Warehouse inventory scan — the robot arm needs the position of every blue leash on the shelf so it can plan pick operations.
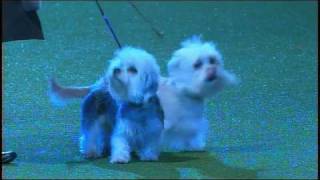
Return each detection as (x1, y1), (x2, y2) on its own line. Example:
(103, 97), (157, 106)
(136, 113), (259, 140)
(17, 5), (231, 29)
(95, 0), (122, 49)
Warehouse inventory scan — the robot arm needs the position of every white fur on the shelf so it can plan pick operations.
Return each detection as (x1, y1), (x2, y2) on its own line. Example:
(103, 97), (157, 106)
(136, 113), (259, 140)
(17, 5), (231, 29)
(107, 47), (160, 104)
(159, 36), (238, 151)
(47, 37), (238, 153)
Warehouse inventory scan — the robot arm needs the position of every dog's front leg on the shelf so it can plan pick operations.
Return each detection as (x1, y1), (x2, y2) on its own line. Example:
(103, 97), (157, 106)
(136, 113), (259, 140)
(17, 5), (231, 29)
(186, 119), (208, 151)
(138, 143), (160, 161)
(137, 133), (161, 161)
(79, 124), (106, 159)
(110, 134), (131, 164)
(186, 132), (206, 151)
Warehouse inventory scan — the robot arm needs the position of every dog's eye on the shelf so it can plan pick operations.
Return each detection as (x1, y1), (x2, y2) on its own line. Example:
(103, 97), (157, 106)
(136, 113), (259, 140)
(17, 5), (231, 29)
(127, 66), (138, 74)
(193, 61), (202, 69)
(113, 68), (121, 75)
(209, 57), (217, 64)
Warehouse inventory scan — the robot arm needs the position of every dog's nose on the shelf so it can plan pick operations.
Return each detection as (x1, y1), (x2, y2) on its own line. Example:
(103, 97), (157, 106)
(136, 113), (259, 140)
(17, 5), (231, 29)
(206, 67), (217, 81)
(133, 95), (144, 104)
(113, 68), (121, 76)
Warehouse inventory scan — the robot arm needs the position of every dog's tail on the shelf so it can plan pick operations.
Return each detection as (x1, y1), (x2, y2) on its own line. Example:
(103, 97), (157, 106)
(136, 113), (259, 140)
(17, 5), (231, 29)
(48, 77), (92, 106)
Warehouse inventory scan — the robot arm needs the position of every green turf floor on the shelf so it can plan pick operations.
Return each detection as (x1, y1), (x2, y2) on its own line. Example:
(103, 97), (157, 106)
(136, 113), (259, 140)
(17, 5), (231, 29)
(2, 1), (318, 179)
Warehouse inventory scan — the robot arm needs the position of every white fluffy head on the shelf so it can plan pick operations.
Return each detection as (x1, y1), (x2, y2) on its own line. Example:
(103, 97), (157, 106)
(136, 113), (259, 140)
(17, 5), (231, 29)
(106, 47), (160, 104)
(167, 36), (238, 98)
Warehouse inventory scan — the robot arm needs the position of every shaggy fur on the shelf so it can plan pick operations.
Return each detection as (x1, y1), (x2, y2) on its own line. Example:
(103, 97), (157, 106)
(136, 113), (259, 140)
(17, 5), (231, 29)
(159, 36), (238, 151)
(71, 47), (164, 163)
(48, 36), (237, 152)
(79, 87), (117, 159)
(107, 47), (163, 163)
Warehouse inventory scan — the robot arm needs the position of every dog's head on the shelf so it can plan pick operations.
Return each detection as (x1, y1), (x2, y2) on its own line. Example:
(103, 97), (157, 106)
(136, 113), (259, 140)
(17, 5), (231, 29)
(167, 36), (238, 98)
(106, 47), (160, 104)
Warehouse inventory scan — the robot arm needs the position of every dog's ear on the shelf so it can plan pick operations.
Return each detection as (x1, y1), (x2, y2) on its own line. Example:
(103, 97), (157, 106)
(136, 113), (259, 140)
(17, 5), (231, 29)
(221, 69), (240, 86)
(143, 70), (159, 94)
(142, 70), (159, 103)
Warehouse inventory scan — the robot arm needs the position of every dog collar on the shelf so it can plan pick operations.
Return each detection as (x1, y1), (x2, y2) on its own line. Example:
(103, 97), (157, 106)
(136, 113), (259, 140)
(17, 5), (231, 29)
(127, 102), (144, 107)
(124, 95), (158, 107)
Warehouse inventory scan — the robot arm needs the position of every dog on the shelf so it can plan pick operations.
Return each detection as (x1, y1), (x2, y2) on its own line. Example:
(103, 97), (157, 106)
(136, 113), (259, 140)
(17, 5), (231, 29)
(159, 36), (238, 151)
(48, 36), (237, 152)
(60, 47), (164, 163)
(106, 47), (164, 163)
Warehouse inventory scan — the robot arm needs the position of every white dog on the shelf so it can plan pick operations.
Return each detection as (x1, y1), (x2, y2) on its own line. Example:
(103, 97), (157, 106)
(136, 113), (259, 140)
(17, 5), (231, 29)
(49, 36), (237, 152)
(64, 47), (164, 163)
(159, 36), (238, 151)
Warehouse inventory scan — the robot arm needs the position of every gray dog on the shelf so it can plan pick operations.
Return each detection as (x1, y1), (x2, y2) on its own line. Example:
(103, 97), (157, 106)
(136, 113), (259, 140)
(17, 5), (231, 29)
(73, 47), (164, 163)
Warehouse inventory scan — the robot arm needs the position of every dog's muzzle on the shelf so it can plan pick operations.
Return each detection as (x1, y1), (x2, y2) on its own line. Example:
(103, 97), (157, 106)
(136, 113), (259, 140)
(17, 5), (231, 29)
(205, 67), (217, 82)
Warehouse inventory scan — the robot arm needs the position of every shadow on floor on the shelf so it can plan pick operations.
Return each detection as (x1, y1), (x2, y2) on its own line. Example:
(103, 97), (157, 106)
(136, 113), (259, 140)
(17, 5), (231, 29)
(90, 151), (259, 179)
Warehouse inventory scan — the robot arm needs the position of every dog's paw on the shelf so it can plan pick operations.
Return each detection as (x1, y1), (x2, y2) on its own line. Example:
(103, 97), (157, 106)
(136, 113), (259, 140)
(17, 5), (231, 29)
(138, 149), (159, 161)
(82, 151), (101, 159)
(110, 156), (130, 164)
(139, 155), (159, 161)
(186, 140), (206, 151)
(183, 147), (206, 152)
(110, 153), (130, 164)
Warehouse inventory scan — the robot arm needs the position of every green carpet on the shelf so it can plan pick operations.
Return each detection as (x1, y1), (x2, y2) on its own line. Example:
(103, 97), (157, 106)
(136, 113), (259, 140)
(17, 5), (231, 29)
(2, 1), (317, 179)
